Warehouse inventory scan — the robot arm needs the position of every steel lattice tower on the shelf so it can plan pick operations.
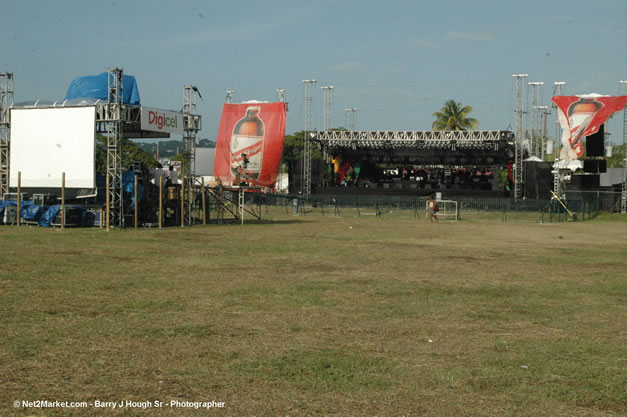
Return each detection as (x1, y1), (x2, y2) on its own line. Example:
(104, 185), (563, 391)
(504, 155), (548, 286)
(552, 82), (565, 196)
(321, 85), (334, 131)
(0, 72), (13, 198)
(528, 81), (544, 158)
(182, 85), (202, 225)
(106, 68), (124, 227)
(621, 80), (627, 213)
(512, 74), (528, 201)
(302, 80), (316, 196)
(345, 108), (357, 131)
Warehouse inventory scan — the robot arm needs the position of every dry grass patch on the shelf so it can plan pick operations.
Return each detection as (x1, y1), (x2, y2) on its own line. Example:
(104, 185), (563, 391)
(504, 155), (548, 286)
(1, 215), (625, 416)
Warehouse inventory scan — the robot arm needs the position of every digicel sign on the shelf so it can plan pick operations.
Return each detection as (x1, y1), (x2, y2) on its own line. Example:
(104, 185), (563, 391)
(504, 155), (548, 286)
(149, 110), (178, 129)
(140, 107), (184, 135)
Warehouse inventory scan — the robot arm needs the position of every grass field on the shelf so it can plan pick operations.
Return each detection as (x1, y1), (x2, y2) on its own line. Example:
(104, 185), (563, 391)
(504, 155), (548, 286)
(1, 213), (626, 416)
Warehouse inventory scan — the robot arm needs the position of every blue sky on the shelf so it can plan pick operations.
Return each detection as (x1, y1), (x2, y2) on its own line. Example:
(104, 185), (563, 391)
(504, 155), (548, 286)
(1, 0), (625, 142)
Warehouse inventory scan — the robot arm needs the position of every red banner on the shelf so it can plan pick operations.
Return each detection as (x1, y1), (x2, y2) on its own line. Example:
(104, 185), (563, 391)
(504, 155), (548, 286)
(214, 102), (287, 188)
(552, 95), (627, 160)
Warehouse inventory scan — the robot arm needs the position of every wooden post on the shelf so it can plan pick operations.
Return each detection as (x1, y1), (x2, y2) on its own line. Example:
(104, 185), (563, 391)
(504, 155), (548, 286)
(201, 177), (206, 225)
(106, 174), (110, 231)
(180, 180), (185, 228)
(159, 175), (163, 229)
(134, 174), (138, 229)
(61, 172), (65, 229)
(16, 171), (21, 228)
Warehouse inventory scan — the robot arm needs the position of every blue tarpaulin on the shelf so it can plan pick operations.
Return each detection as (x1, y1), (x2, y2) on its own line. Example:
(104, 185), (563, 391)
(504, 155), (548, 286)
(65, 72), (141, 105)
(122, 170), (143, 209)
(38, 205), (86, 227)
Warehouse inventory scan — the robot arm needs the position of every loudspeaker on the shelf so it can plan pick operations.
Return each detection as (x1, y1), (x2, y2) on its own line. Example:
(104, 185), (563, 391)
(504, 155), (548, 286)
(524, 161), (552, 200)
(583, 159), (607, 173)
(586, 124), (604, 157)
(571, 174), (599, 189)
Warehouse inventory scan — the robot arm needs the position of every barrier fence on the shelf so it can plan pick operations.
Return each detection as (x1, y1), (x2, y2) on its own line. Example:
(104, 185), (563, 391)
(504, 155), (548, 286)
(1, 173), (622, 227)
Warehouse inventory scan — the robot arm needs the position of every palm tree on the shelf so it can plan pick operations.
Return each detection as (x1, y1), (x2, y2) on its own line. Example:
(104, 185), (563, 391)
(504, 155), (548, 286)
(432, 100), (479, 131)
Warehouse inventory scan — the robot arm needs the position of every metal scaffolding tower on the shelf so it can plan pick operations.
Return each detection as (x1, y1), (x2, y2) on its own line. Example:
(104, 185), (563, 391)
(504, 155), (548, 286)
(345, 108), (357, 131)
(105, 67), (124, 227)
(621, 80), (627, 213)
(512, 74), (528, 201)
(182, 86), (202, 225)
(539, 105), (550, 160)
(0, 72), (13, 198)
(552, 81), (565, 196)
(302, 80), (316, 196)
(321, 85), (334, 131)
(182, 85), (201, 179)
(528, 81), (544, 158)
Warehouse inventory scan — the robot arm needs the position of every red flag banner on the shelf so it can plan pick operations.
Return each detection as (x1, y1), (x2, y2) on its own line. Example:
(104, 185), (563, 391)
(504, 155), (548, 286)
(214, 102), (287, 188)
(552, 95), (627, 160)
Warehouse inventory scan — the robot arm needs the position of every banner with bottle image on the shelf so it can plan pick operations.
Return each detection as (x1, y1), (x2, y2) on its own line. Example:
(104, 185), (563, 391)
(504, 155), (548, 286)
(214, 102), (287, 188)
(552, 95), (627, 160)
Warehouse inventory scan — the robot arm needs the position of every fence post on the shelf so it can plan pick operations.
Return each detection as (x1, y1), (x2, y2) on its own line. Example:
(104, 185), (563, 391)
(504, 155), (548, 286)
(159, 176), (163, 229)
(134, 174), (138, 229)
(201, 177), (206, 225)
(61, 172), (65, 229)
(106, 173), (110, 231)
(16, 171), (21, 228)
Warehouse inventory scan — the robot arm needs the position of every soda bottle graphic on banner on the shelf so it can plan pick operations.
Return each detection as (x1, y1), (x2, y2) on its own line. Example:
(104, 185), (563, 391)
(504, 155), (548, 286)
(230, 106), (265, 183)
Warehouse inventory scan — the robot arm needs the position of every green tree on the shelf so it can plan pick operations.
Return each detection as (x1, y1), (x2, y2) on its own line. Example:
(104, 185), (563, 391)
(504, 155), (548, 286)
(432, 100), (479, 131)
(606, 143), (625, 168)
(95, 135), (157, 175)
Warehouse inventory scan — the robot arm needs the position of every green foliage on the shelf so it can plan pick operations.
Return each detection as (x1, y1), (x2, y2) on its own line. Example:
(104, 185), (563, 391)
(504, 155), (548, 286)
(606, 143), (625, 168)
(432, 100), (479, 131)
(282, 131), (325, 162)
(95, 135), (157, 175)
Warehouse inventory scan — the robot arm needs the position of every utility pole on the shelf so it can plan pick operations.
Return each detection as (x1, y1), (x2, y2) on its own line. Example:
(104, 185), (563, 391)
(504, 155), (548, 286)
(512, 74), (528, 201)
(302, 80), (316, 197)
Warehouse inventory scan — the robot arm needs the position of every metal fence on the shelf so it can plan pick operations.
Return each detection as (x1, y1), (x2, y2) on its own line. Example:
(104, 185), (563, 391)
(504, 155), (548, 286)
(248, 191), (623, 223)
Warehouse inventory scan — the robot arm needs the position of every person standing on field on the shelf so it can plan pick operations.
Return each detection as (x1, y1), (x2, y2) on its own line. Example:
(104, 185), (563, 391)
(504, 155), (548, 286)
(427, 195), (439, 223)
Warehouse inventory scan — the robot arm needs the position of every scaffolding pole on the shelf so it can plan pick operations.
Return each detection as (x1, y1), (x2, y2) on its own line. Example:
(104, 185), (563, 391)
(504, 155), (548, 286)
(0, 72), (13, 198)
(106, 68), (124, 227)
(552, 81), (565, 197)
(513, 74), (528, 201)
(302, 80), (316, 197)
(182, 85), (202, 225)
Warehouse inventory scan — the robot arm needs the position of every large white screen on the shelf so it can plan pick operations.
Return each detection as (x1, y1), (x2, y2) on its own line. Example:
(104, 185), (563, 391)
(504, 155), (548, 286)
(9, 107), (96, 188)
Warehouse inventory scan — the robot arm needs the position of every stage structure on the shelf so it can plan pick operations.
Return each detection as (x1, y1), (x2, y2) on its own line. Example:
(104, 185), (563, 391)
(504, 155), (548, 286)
(313, 130), (515, 167)
(0, 72), (13, 198)
(5, 68), (200, 227)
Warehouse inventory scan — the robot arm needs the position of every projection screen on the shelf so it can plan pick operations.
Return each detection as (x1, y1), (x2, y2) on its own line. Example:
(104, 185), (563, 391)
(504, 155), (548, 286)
(9, 107), (96, 188)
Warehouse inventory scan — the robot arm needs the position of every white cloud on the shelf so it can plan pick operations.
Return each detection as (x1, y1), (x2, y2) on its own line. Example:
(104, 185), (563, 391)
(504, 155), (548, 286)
(412, 39), (438, 48)
(446, 32), (495, 41)
(330, 61), (362, 72)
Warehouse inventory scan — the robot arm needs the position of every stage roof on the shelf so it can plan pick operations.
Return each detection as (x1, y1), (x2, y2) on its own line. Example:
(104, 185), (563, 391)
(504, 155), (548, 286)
(313, 130), (515, 166)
